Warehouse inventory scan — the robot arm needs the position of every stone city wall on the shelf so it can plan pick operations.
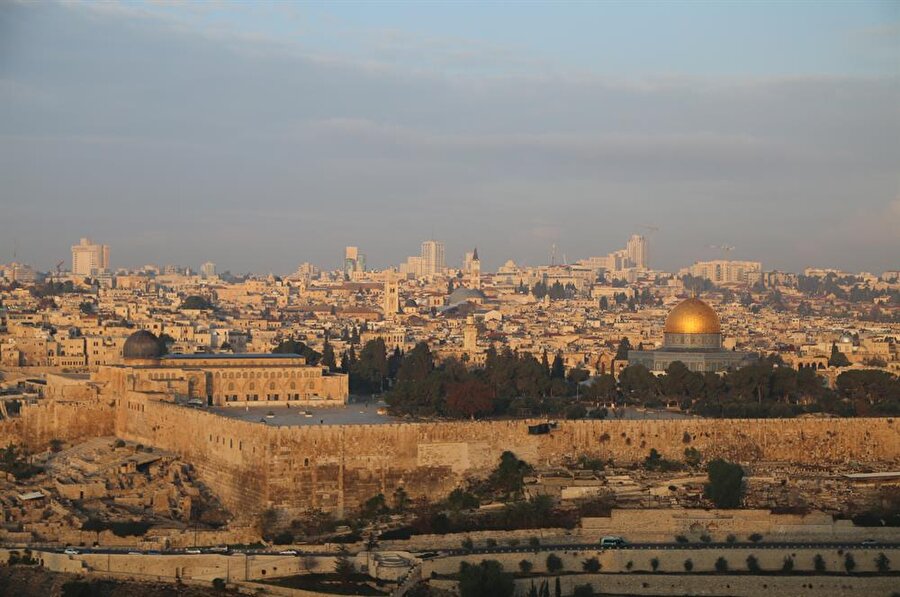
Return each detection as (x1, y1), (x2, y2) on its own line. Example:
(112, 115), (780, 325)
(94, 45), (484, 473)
(0, 399), (115, 452)
(113, 399), (900, 518)
(3, 395), (898, 518)
(581, 509), (900, 543)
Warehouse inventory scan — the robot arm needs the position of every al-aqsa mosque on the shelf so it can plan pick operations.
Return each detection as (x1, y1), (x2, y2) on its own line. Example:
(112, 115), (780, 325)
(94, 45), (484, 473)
(628, 297), (757, 373)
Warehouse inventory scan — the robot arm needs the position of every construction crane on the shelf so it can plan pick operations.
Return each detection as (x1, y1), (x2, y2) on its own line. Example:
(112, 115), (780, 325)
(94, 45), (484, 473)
(707, 244), (735, 260)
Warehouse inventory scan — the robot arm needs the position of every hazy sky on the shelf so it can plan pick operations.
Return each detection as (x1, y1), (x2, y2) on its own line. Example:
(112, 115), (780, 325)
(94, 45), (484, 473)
(1, 1), (898, 274)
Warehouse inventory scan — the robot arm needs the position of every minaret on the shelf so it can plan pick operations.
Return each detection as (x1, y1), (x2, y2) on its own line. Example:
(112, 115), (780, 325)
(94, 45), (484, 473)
(470, 247), (481, 290)
(463, 314), (477, 354)
(383, 273), (399, 320)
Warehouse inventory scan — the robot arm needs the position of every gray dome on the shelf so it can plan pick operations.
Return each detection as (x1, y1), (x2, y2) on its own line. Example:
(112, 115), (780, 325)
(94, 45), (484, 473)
(123, 330), (164, 360)
(448, 287), (486, 306)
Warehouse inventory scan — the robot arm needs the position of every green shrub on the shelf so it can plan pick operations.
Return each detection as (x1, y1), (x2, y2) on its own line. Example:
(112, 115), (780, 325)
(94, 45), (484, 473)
(782, 556), (794, 572)
(683, 558), (693, 572)
(844, 553), (856, 573)
(518, 559), (533, 574)
(875, 553), (890, 573)
(650, 557), (660, 571)
(545, 553), (563, 573)
(715, 557), (729, 573)
(582, 557), (600, 573)
(814, 554), (826, 572)
(746, 555), (761, 573)
(748, 533), (763, 543)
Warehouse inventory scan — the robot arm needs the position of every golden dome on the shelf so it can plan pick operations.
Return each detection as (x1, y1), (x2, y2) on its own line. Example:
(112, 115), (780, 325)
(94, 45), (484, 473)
(664, 297), (721, 335)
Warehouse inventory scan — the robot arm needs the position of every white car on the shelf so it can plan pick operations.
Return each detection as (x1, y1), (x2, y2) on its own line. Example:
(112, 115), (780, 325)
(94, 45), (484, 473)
(279, 549), (298, 555)
(64, 548), (80, 555)
(185, 548), (202, 554)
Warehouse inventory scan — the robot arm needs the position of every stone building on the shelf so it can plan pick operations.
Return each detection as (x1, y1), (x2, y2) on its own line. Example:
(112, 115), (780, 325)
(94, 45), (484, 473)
(94, 330), (348, 407)
(628, 297), (757, 373)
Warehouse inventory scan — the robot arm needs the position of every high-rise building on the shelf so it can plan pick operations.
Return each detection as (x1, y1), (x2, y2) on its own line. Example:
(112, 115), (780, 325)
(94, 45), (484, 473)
(71, 238), (110, 276)
(420, 240), (445, 276)
(343, 246), (366, 278)
(200, 262), (216, 279)
(681, 260), (763, 285)
(626, 234), (648, 270)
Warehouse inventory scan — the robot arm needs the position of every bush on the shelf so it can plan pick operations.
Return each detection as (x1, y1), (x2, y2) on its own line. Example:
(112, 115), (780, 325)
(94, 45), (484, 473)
(746, 555), (761, 573)
(814, 554), (826, 572)
(582, 557), (601, 573)
(844, 552), (856, 573)
(545, 553), (563, 573)
(461, 537), (474, 551)
(573, 584), (594, 597)
(625, 560), (633, 571)
(650, 557), (660, 571)
(875, 552), (890, 573)
(675, 535), (689, 543)
(683, 558), (693, 572)
(529, 536), (541, 548)
(700, 533), (711, 543)
(212, 578), (226, 591)
(726, 534), (736, 543)
(273, 531), (293, 545)
(459, 560), (514, 597)
(715, 557), (729, 573)
(782, 556), (794, 572)
(486, 538), (497, 548)
(705, 459), (744, 508)
(518, 559), (533, 574)
(748, 533), (763, 543)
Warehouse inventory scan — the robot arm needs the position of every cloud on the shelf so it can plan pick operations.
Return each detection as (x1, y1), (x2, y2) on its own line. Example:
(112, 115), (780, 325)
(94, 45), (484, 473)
(0, 2), (897, 274)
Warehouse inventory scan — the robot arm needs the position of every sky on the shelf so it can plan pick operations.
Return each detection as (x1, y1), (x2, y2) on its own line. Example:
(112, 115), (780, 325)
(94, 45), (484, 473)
(1, 0), (898, 275)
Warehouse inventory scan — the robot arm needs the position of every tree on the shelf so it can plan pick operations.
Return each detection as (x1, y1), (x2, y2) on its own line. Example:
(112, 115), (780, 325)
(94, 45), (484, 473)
(650, 557), (660, 571)
(705, 459), (744, 508)
(458, 560), (515, 597)
(614, 337), (632, 360)
(714, 557), (729, 572)
(813, 554), (826, 572)
(582, 557), (600, 573)
(875, 552), (890, 573)
(361, 493), (388, 519)
(573, 585), (594, 597)
(551, 352), (565, 379)
(828, 343), (851, 368)
(491, 451), (533, 497)
(684, 447), (702, 468)
(545, 553), (563, 573)
(272, 338), (321, 364)
(181, 295), (213, 310)
(746, 555), (761, 573)
(321, 341), (337, 371)
(334, 545), (355, 586)
(445, 379), (494, 419)
(844, 552), (856, 573)
(781, 556), (794, 572)
(518, 559), (533, 574)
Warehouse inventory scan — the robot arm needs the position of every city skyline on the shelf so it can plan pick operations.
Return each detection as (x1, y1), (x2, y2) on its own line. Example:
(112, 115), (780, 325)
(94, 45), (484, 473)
(1, 1), (898, 274)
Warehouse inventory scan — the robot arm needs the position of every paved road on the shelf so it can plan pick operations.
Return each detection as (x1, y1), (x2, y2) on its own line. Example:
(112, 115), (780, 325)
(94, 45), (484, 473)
(16, 541), (899, 558)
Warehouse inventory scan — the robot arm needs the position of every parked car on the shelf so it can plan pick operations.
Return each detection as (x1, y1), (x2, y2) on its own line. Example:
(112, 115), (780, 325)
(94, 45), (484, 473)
(63, 548), (80, 555)
(600, 536), (626, 547)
